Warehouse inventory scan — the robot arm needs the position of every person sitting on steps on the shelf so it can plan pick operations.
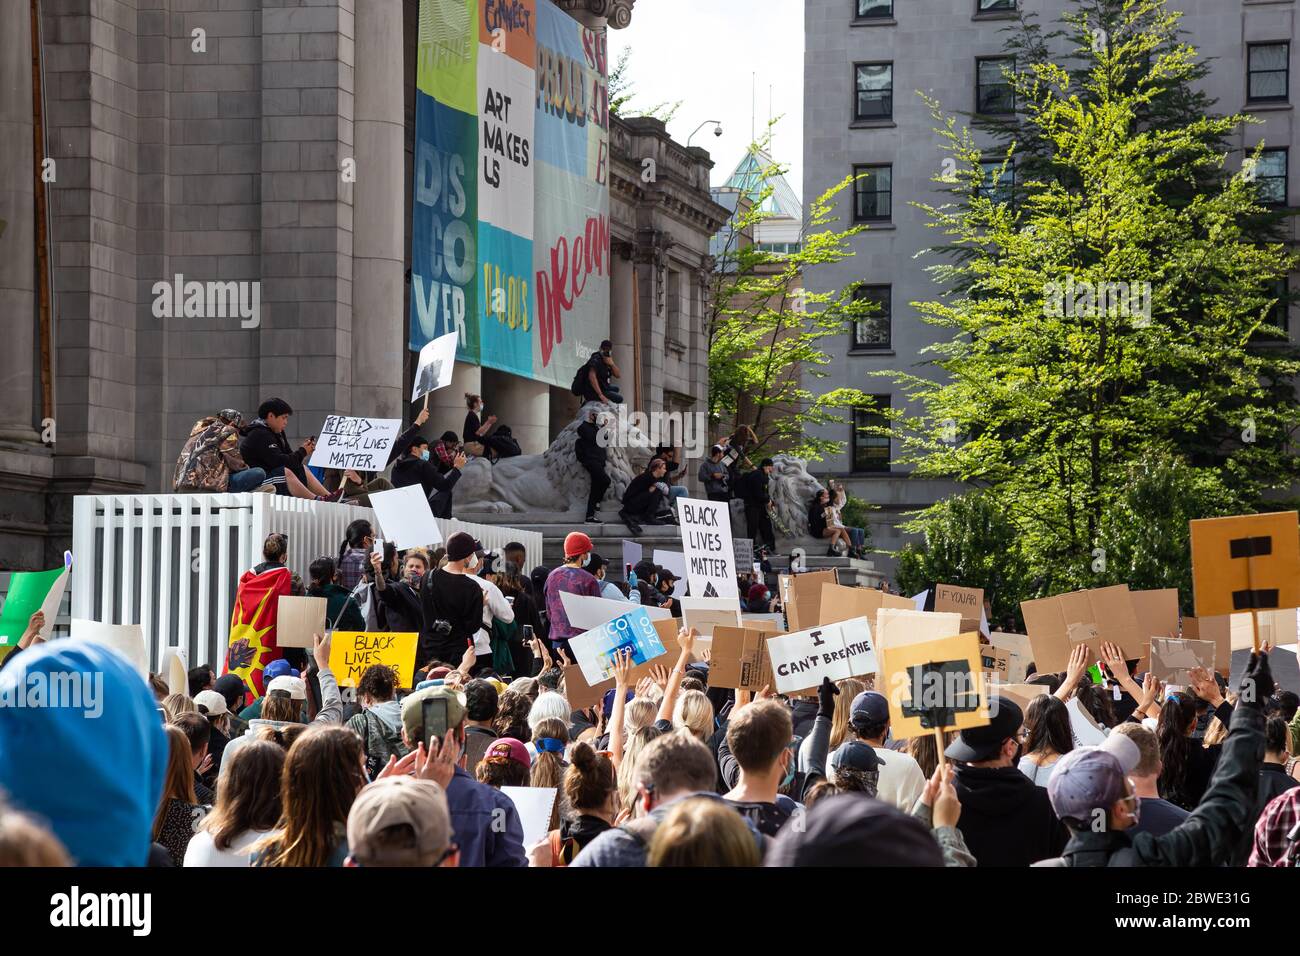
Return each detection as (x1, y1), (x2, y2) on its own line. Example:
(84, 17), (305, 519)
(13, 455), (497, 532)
(808, 488), (854, 557)
(619, 458), (675, 536)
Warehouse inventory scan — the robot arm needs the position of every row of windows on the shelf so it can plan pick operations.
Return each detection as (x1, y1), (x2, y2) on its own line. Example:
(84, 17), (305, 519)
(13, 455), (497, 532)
(855, 0), (1015, 17)
(855, 43), (1292, 124)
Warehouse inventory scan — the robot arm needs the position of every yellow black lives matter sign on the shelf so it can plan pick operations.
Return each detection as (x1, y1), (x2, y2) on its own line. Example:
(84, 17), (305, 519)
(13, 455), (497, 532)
(328, 632), (419, 689)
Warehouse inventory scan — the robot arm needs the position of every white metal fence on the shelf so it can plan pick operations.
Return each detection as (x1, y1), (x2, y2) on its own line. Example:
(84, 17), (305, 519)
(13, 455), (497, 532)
(70, 493), (543, 674)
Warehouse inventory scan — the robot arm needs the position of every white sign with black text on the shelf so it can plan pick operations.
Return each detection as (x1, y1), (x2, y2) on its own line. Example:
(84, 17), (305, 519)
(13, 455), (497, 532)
(765, 616), (876, 694)
(308, 415), (403, 473)
(676, 496), (739, 599)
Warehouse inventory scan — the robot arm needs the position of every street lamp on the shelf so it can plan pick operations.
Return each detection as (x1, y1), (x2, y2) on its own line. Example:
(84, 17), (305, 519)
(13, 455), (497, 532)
(687, 120), (723, 147)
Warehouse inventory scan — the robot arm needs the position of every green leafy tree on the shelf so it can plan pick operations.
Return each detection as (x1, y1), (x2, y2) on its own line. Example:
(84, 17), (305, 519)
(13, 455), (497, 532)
(608, 46), (681, 122)
(708, 127), (878, 460)
(880, 0), (1299, 592)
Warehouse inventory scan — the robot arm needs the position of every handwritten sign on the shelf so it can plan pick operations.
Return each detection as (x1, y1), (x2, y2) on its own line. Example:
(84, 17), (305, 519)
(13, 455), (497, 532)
(934, 583), (983, 634)
(308, 415), (402, 473)
(676, 497), (738, 599)
(329, 631), (418, 688)
(764, 617), (876, 694)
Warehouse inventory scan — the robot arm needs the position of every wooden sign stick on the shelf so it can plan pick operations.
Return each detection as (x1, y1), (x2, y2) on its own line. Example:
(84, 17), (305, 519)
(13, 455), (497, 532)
(934, 725), (947, 772)
(422, 392), (429, 412)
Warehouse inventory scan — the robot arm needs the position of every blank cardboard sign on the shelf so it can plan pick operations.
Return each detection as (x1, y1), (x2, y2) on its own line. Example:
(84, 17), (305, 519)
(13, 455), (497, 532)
(781, 570), (839, 631)
(1181, 617), (1230, 677)
(820, 583), (913, 628)
(1189, 511), (1300, 619)
(1149, 637), (1216, 685)
(1131, 588), (1179, 646)
(278, 595), (327, 649)
(935, 583), (983, 634)
(878, 631), (989, 738)
(711, 621), (781, 691)
(874, 608), (962, 652)
(1021, 585), (1143, 674)
(994, 682), (1048, 713)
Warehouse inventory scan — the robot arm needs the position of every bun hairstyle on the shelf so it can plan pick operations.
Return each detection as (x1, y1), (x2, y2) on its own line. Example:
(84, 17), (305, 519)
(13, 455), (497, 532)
(563, 741), (616, 815)
(263, 532), (288, 564)
(465, 393), (481, 409)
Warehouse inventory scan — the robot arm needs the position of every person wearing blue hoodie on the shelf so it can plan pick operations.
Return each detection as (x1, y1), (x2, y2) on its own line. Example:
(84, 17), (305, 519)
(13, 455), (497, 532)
(0, 641), (168, 866)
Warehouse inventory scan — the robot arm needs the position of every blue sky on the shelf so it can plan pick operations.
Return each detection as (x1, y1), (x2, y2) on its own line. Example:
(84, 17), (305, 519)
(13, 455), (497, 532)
(608, 0), (804, 198)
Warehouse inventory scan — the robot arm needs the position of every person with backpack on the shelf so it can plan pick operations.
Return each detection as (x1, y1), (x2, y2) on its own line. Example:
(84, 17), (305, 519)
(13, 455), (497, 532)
(392, 434), (468, 519)
(528, 741), (618, 867)
(572, 341), (623, 405)
(174, 409), (269, 493)
(346, 665), (411, 781)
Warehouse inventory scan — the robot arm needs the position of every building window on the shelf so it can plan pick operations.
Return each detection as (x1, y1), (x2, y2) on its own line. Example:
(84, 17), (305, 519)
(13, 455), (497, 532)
(666, 268), (683, 345)
(976, 57), (1015, 115)
(854, 63), (893, 121)
(852, 164), (892, 222)
(855, 0), (893, 18)
(978, 0), (1016, 11)
(978, 160), (1014, 204)
(755, 241), (802, 256)
(852, 285), (891, 350)
(852, 398), (891, 473)
(1267, 276), (1291, 335)
(1248, 42), (1289, 103)
(1256, 148), (1289, 206)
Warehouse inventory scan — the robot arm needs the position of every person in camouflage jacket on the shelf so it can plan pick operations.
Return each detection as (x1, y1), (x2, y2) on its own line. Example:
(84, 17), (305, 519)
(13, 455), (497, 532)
(174, 409), (268, 493)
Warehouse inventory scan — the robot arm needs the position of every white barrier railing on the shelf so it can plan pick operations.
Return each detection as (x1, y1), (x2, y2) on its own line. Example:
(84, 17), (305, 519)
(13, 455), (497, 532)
(70, 493), (543, 674)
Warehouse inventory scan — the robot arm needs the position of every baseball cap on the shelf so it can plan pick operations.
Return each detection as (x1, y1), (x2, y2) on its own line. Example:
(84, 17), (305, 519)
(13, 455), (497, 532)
(266, 675), (307, 700)
(346, 777), (452, 867)
(765, 795), (943, 867)
(587, 552), (608, 574)
(657, 566), (680, 583)
(849, 691), (890, 729)
(564, 531), (593, 558)
(263, 659), (299, 682)
(445, 532), (480, 563)
(1047, 733), (1142, 827)
(483, 737), (531, 770)
(945, 695), (1022, 763)
(830, 740), (880, 773)
(746, 583), (769, 603)
(401, 685), (468, 745)
(213, 673), (248, 710)
(193, 690), (228, 717)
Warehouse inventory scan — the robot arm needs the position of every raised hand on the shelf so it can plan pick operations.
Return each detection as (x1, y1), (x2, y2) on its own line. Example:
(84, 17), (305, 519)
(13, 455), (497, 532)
(612, 646), (634, 687)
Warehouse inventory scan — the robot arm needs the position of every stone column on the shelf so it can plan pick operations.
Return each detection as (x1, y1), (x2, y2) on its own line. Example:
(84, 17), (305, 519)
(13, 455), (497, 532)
(484, 369), (549, 455)
(609, 243), (635, 409)
(351, 0), (405, 419)
(426, 360), (481, 443)
(0, 0), (38, 443)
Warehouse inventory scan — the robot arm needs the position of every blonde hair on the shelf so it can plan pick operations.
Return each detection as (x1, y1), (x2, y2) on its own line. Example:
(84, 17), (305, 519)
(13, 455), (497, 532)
(617, 727), (662, 816)
(646, 797), (760, 867)
(673, 690), (714, 743)
(830, 677), (866, 749)
(624, 697), (658, 735)
(1203, 693), (1237, 749)
(162, 693), (196, 722)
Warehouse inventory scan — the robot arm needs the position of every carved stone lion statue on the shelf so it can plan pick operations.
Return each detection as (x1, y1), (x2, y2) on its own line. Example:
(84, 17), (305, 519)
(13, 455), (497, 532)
(454, 401), (655, 516)
(768, 454), (826, 540)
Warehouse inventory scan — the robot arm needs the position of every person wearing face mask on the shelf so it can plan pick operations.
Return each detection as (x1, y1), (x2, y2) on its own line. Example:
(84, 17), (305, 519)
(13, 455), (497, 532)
(944, 696), (1068, 867)
(370, 547), (430, 634)
(542, 533), (603, 661)
(418, 532), (486, 671)
(392, 435), (468, 519)
(463, 393), (517, 462)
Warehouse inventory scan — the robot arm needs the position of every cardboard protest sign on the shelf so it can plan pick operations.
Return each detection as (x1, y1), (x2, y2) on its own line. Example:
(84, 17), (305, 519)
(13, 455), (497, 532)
(742, 612), (786, 629)
(1190, 511), (1300, 622)
(277, 595), (328, 649)
(819, 583), (912, 629)
(1230, 644), (1300, 692)
(980, 646), (1010, 681)
(652, 549), (688, 598)
(993, 682), (1048, 712)
(569, 607), (669, 687)
(710, 620), (781, 691)
(676, 497), (739, 599)
(329, 631), (418, 688)
(308, 415), (402, 472)
(561, 643), (680, 710)
(1233, 609), (1296, 651)
(1180, 617), (1226, 676)
(874, 608), (962, 653)
(1131, 588), (1179, 643)
(368, 484), (444, 550)
(778, 569), (839, 631)
(501, 787), (557, 850)
(935, 584), (984, 634)
(764, 617), (875, 694)
(1149, 637), (1215, 686)
(733, 537), (754, 570)
(70, 619), (148, 677)
(410, 329), (458, 403)
(1020, 585), (1143, 674)
(878, 631), (989, 738)
(987, 632), (1032, 683)
(559, 591), (670, 632)
(160, 646), (189, 695)
(1065, 696), (1108, 747)
(680, 597), (742, 638)
(0, 560), (70, 646)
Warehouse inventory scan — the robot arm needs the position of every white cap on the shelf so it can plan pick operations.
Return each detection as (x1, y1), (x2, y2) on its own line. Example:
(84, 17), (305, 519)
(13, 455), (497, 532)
(266, 675), (307, 700)
(193, 690), (228, 716)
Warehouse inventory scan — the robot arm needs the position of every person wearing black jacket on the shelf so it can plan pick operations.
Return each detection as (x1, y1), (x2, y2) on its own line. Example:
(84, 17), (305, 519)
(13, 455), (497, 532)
(946, 695), (1069, 866)
(575, 409), (609, 524)
(371, 547), (429, 633)
(736, 459), (776, 552)
(417, 532), (485, 669)
(619, 459), (670, 535)
(239, 397), (338, 500)
(1036, 650), (1273, 867)
(392, 435), (467, 519)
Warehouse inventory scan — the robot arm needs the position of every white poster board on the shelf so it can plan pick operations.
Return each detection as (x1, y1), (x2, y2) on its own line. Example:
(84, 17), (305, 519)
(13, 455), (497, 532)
(559, 591), (671, 632)
(308, 415), (403, 473)
(569, 607), (669, 686)
(70, 619), (148, 678)
(652, 549), (687, 598)
(411, 330), (458, 402)
(676, 497), (739, 599)
(160, 646), (189, 695)
(501, 786), (556, 849)
(368, 484), (444, 549)
(765, 616), (876, 694)
(679, 597), (742, 638)
(1065, 696), (1108, 747)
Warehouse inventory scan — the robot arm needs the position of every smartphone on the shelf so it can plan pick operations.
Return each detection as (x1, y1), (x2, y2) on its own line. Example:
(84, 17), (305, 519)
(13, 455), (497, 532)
(373, 537), (385, 556)
(1086, 662), (1106, 686)
(521, 624), (535, 643)
(422, 697), (449, 749)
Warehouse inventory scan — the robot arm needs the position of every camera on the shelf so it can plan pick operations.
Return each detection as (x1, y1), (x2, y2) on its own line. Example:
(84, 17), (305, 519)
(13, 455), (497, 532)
(429, 619), (452, 639)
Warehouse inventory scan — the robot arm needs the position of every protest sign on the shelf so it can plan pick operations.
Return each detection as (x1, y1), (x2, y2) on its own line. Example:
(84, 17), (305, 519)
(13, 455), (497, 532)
(308, 415), (403, 472)
(71, 619), (148, 677)
(934, 584), (983, 634)
(277, 595), (328, 649)
(501, 787), (557, 850)
(0, 560), (70, 646)
(1149, 637), (1216, 686)
(1020, 585), (1143, 674)
(733, 537), (754, 570)
(878, 631), (988, 740)
(980, 646), (1010, 681)
(1189, 513), (1300, 645)
(160, 646), (189, 695)
(710, 620), (781, 691)
(994, 682), (1048, 712)
(1230, 644), (1300, 691)
(559, 591), (671, 632)
(1131, 588), (1179, 641)
(818, 583), (912, 629)
(742, 612), (786, 630)
(621, 540), (643, 576)
(987, 632), (1032, 683)
(676, 497), (738, 599)
(779, 569), (839, 631)
(410, 329), (458, 403)
(369, 484), (444, 550)
(1180, 617), (1228, 676)
(1065, 696), (1108, 747)
(764, 617), (875, 694)
(874, 608), (962, 653)
(329, 631), (418, 688)
(680, 597), (742, 639)
(652, 550), (688, 597)
(561, 644), (677, 710)
(569, 607), (669, 687)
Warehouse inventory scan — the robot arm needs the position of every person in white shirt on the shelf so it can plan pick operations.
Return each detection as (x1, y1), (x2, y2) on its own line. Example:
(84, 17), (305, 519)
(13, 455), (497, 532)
(588, 553), (632, 603)
(847, 691), (927, 812)
(464, 547), (515, 671)
(185, 739), (284, 867)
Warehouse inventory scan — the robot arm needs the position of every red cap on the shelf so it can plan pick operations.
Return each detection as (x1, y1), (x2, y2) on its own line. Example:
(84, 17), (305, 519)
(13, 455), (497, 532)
(564, 531), (594, 558)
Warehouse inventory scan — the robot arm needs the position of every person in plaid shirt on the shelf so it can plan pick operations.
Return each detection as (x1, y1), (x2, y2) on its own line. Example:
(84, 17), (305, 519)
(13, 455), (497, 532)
(1250, 786), (1300, 866)
(337, 519), (374, 591)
